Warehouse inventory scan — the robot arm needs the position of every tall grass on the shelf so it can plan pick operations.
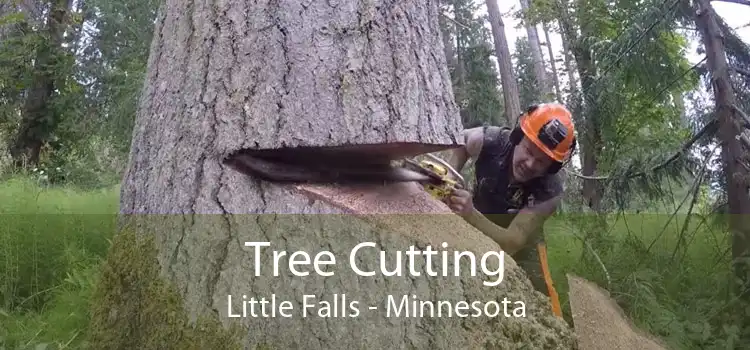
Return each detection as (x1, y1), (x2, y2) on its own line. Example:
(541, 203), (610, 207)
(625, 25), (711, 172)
(546, 213), (741, 350)
(0, 176), (742, 349)
(0, 177), (119, 349)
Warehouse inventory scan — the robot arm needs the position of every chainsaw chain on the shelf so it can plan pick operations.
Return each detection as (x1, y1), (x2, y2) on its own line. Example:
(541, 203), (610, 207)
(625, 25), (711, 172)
(225, 153), (431, 184)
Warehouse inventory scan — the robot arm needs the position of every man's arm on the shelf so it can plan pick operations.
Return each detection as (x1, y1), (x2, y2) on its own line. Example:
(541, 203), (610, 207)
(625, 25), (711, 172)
(522, 175), (564, 215)
(462, 208), (526, 255)
(505, 176), (564, 249)
(471, 197), (560, 255)
(478, 177), (563, 253)
(518, 194), (562, 216)
(446, 127), (484, 174)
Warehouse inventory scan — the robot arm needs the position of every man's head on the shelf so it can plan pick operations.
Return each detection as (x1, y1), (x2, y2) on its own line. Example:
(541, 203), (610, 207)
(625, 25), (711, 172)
(509, 103), (576, 183)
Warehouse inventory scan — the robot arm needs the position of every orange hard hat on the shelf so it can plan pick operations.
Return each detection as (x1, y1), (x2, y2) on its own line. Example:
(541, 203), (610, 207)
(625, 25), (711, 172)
(519, 103), (576, 163)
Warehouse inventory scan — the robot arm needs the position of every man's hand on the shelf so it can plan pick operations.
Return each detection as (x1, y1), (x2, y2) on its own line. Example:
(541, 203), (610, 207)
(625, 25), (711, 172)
(445, 188), (474, 216)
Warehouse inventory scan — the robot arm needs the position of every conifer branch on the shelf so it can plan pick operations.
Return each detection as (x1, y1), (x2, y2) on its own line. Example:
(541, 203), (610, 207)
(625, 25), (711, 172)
(565, 119), (718, 181)
(440, 12), (471, 30)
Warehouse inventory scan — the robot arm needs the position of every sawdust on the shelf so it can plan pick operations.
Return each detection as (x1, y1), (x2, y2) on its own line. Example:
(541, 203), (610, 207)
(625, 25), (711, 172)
(295, 182), (453, 214)
(294, 182), (506, 255)
(289, 182), (577, 349)
(567, 273), (669, 350)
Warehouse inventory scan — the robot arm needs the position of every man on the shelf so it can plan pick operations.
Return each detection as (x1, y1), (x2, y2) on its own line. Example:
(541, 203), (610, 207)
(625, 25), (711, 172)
(444, 103), (577, 318)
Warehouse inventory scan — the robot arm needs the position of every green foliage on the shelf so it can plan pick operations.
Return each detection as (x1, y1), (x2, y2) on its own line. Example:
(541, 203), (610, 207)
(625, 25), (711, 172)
(0, 178), (243, 350)
(446, 0), (504, 127)
(0, 177), (118, 311)
(1, 254), (100, 349)
(513, 37), (542, 108)
(0, 0), (157, 186)
(0, 15), (38, 134)
(0, 179), (744, 349)
(0, 178), (118, 349)
(546, 212), (748, 350)
(458, 44), (504, 127)
(82, 0), (160, 153)
(544, 0), (702, 211)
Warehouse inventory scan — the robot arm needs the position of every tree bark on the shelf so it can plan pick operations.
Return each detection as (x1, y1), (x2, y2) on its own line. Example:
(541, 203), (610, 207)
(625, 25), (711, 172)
(519, 0), (550, 101)
(119, 0), (471, 214)
(559, 23), (578, 100)
(485, 0), (522, 125)
(694, 0), (750, 300)
(542, 22), (563, 103)
(90, 0), (577, 349)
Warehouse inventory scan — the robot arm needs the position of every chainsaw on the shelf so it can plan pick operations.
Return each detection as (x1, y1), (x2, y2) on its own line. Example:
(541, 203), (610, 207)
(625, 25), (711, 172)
(223, 148), (466, 202)
(224, 147), (548, 268)
(397, 154), (466, 201)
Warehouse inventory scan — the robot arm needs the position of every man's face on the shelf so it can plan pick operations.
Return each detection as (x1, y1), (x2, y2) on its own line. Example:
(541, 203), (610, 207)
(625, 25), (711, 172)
(511, 137), (555, 182)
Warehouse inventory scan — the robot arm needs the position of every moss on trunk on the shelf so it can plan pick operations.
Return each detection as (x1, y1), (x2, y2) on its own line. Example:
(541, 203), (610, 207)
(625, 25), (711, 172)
(87, 227), (244, 350)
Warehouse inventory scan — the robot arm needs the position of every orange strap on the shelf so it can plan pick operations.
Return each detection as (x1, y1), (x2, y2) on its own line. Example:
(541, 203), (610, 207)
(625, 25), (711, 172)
(537, 242), (562, 318)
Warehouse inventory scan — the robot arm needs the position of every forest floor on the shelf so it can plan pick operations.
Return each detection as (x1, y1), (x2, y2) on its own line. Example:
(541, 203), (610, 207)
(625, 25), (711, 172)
(0, 176), (741, 350)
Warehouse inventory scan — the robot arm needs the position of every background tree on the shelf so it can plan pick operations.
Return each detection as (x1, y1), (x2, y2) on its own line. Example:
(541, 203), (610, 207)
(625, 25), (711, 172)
(513, 37), (542, 108)
(485, 0), (522, 124)
(692, 0), (750, 328)
(517, 0), (552, 101)
(443, 0), (505, 127)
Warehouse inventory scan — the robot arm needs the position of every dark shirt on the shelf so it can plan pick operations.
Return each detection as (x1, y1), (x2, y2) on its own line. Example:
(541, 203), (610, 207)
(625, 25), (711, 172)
(471, 126), (563, 229)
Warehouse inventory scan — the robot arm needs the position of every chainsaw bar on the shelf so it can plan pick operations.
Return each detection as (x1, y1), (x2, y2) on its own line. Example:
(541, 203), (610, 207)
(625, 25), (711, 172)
(224, 152), (432, 185)
(400, 159), (444, 182)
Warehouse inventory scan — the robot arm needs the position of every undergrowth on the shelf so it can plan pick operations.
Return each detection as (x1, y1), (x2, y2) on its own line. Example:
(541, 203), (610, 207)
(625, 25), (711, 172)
(0, 177), (118, 349)
(0, 176), (744, 349)
(545, 212), (746, 350)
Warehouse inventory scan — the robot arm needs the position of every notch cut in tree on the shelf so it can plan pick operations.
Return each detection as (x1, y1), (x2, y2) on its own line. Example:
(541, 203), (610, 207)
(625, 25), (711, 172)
(92, 0), (577, 349)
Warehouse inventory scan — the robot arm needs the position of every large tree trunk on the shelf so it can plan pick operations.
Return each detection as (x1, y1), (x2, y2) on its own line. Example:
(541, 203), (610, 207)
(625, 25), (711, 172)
(519, 0), (550, 101)
(694, 0), (750, 301)
(88, 0), (576, 349)
(485, 0), (522, 125)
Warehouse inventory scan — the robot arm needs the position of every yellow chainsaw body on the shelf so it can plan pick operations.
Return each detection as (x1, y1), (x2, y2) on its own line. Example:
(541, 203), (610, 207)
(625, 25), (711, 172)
(416, 159), (460, 201)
